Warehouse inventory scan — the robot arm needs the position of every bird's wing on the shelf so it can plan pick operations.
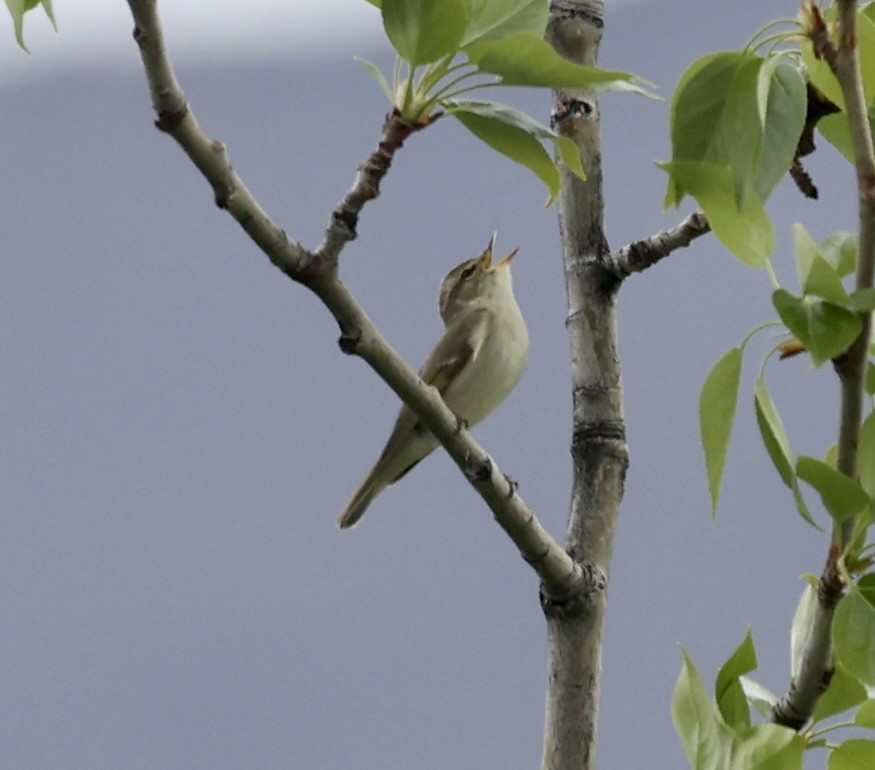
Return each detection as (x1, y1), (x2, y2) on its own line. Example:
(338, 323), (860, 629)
(419, 308), (490, 394)
(375, 310), (490, 476)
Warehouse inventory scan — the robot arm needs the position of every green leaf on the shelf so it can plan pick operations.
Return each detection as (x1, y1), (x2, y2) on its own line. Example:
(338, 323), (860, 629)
(466, 32), (635, 89)
(673, 648), (804, 770)
(4, 0), (55, 51)
(817, 112), (857, 165)
(461, 0), (547, 46)
(772, 289), (861, 367)
(662, 51), (802, 264)
(726, 56), (765, 202)
(753, 379), (818, 528)
(355, 57), (394, 103)
(867, 363), (875, 395)
(362, 0), (381, 6)
(812, 665), (868, 722)
(672, 648), (732, 769)
(849, 288), (875, 312)
(792, 223), (820, 288)
(732, 724), (803, 770)
(716, 629), (757, 728)
(670, 51), (753, 167)
(858, 411), (875, 498)
(447, 100), (586, 204)
(796, 456), (869, 523)
(855, 700), (875, 728)
(793, 223), (850, 307)
(834, 576), (875, 687)
(753, 378), (794, 487)
(739, 676), (778, 719)
(804, 258), (852, 306)
(828, 739), (875, 770)
(382, 0), (467, 65)
(824, 443), (838, 468)
(820, 231), (858, 278)
(790, 585), (817, 681)
(700, 347), (742, 515)
(791, 225), (850, 305)
(666, 50), (804, 206)
(754, 58), (806, 200)
(855, 9), (875, 102)
(659, 160), (774, 266)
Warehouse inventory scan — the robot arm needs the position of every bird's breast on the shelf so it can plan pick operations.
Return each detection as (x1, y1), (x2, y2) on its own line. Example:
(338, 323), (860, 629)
(442, 305), (529, 427)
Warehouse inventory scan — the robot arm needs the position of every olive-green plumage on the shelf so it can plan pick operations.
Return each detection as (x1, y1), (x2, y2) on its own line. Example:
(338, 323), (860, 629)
(338, 235), (529, 529)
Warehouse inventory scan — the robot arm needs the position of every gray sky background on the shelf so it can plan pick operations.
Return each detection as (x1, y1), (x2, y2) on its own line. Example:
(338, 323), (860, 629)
(1, 1), (852, 768)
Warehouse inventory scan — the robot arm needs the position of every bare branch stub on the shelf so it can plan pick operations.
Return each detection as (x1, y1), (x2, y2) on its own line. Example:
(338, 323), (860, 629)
(607, 211), (710, 278)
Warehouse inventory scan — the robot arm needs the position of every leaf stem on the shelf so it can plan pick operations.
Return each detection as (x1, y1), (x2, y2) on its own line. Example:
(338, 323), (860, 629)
(428, 66), (484, 104)
(746, 17), (796, 53)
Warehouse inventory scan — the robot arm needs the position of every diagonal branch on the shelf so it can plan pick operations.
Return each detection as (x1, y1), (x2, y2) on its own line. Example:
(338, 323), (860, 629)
(125, 0), (590, 600)
(606, 211), (710, 279)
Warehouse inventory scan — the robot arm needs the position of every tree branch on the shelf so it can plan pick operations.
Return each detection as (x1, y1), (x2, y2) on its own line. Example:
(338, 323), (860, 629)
(773, 0), (875, 730)
(606, 211), (710, 279)
(129, 4), (308, 276)
(541, 2), (626, 769)
(125, 0), (588, 599)
(314, 109), (438, 267)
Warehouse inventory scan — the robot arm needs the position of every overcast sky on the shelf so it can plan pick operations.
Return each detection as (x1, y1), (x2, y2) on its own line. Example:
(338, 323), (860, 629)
(1, 2), (851, 769)
(0, 1), (379, 84)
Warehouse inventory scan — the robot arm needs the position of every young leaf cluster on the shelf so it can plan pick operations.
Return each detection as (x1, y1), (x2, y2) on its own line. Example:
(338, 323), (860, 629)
(359, 0), (639, 202)
(673, 633), (804, 770)
(674, 624), (875, 770)
(660, 49), (806, 266)
(701, 223), (875, 539)
(690, 3), (875, 755)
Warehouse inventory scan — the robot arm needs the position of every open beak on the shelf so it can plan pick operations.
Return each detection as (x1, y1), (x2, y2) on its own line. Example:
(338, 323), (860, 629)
(496, 247), (520, 268)
(480, 232), (498, 269)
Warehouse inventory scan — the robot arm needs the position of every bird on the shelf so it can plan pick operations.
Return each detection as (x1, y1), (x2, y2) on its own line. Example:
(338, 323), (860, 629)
(338, 234), (529, 529)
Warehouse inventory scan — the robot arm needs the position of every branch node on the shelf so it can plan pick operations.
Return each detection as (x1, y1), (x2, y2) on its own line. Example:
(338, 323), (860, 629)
(550, 98), (593, 129)
(466, 455), (493, 483)
(332, 210), (358, 242)
(540, 560), (606, 617)
(154, 105), (188, 133)
(337, 329), (361, 356)
(213, 182), (232, 209)
(503, 472), (519, 497)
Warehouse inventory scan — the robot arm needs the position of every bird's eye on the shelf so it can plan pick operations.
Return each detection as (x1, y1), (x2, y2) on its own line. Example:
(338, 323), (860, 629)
(460, 264), (478, 280)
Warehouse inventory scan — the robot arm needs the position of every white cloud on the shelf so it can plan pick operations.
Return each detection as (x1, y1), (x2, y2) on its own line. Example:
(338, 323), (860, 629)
(0, 1), (384, 85)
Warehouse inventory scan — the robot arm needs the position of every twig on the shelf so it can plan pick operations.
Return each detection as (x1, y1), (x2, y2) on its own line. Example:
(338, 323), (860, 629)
(314, 110), (435, 268)
(125, 0), (587, 599)
(606, 211), (710, 278)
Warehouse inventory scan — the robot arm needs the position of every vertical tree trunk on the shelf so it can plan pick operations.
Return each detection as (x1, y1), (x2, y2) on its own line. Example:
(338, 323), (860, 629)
(541, 3), (629, 768)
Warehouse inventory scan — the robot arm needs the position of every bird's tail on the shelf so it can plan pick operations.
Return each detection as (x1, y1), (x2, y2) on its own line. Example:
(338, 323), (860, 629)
(337, 471), (386, 529)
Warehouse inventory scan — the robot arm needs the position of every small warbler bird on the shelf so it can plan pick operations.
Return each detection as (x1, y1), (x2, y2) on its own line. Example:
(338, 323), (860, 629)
(338, 234), (530, 529)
